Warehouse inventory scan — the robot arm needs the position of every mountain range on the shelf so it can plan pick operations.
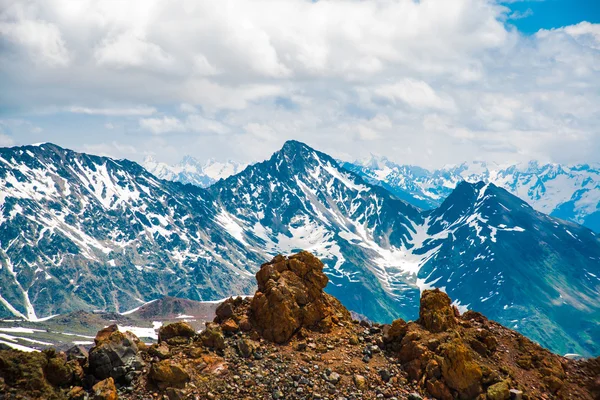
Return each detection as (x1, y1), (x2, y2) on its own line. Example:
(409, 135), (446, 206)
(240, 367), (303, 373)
(0, 141), (598, 357)
(342, 157), (600, 233)
(143, 155), (246, 187)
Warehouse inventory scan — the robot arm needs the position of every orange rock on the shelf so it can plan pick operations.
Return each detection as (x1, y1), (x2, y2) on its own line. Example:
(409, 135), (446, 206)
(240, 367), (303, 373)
(220, 319), (240, 333)
(92, 377), (118, 400)
(418, 289), (457, 333)
(250, 251), (351, 343)
(439, 339), (482, 398)
(158, 322), (196, 343)
(94, 324), (118, 345)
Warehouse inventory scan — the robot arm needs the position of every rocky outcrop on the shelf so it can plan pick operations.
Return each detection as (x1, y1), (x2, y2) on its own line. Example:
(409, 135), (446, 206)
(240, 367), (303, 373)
(418, 288), (458, 332)
(0, 252), (598, 400)
(249, 252), (351, 343)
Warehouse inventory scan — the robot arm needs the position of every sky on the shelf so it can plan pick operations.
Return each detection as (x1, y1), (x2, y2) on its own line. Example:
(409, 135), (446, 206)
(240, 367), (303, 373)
(0, 0), (599, 168)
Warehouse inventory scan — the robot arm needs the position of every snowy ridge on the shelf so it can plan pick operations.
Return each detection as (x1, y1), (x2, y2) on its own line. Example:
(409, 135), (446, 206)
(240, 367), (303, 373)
(0, 144), (261, 321)
(144, 155), (247, 188)
(345, 157), (600, 233)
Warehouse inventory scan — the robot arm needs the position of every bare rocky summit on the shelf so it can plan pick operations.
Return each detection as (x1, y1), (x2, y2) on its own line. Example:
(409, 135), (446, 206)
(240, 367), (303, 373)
(0, 252), (598, 399)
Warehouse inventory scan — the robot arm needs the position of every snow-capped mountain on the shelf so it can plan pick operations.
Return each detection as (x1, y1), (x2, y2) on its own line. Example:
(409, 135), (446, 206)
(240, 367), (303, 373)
(343, 157), (600, 233)
(143, 155), (247, 187)
(0, 141), (598, 356)
(0, 143), (261, 320)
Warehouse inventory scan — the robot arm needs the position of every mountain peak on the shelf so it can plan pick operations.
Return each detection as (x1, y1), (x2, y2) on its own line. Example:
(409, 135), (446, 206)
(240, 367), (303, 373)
(279, 139), (315, 155)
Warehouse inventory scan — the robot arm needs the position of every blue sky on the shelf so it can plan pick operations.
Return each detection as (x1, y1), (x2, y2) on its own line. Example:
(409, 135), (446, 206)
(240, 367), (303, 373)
(504, 0), (600, 33)
(0, 0), (599, 168)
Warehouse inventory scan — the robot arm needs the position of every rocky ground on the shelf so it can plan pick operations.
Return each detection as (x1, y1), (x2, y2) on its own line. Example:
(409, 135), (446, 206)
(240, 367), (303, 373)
(0, 251), (598, 400)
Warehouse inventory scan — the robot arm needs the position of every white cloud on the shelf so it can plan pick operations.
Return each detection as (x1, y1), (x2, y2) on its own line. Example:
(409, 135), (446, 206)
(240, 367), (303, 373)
(374, 79), (456, 111)
(67, 106), (157, 116)
(0, 134), (14, 147)
(0, 13), (70, 66)
(94, 31), (174, 70)
(139, 116), (185, 134)
(0, 0), (598, 167)
(140, 114), (229, 135)
(508, 9), (533, 20)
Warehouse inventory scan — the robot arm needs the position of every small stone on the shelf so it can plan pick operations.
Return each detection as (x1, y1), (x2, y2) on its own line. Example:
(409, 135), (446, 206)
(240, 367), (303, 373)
(379, 369), (392, 383)
(353, 374), (367, 390)
(328, 372), (341, 384)
(67, 386), (85, 400)
(407, 393), (423, 400)
(509, 389), (523, 400)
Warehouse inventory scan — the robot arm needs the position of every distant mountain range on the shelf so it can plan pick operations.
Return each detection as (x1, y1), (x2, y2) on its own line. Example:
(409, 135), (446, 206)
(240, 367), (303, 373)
(342, 157), (600, 233)
(0, 141), (598, 357)
(143, 155), (246, 187)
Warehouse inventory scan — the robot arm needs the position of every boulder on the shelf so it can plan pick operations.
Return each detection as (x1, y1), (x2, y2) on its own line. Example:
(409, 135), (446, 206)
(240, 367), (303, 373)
(250, 251), (351, 343)
(95, 324), (118, 345)
(92, 377), (118, 400)
(418, 289), (457, 333)
(149, 342), (171, 359)
(487, 381), (510, 400)
(382, 318), (407, 344)
(199, 323), (226, 350)
(439, 339), (482, 399)
(43, 350), (79, 387)
(426, 379), (453, 400)
(158, 322), (196, 343)
(89, 329), (144, 381)
(149, 360), (190, 387)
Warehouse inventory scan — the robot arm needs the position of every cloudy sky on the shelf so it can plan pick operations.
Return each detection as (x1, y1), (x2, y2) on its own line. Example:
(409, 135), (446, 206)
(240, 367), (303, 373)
(0, 0), (599, 168)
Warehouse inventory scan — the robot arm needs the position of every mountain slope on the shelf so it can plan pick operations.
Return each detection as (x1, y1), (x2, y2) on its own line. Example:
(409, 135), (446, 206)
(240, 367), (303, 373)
(209, 141), (600, 356)
(346, 157), (600, 233)
(417, 181), (600, 356)
(143, 155), (246, 187)
(209, 140), (427, 322)
(0, 141), (598, 357)
(0, 144), (260, 320)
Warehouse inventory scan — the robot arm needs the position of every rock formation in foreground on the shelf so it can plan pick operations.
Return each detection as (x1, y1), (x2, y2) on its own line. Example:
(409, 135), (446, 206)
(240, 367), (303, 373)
(0, 251), (598, 400)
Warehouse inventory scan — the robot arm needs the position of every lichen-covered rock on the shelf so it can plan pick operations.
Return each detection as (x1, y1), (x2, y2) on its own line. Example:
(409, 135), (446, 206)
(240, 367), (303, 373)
(149, 342), (171, 360)
(92, 377), (118, 400)
(43, 350), (75, 387)
(383, 318), (408, 344)
(149, 360), (190, 387)
(158, 322), (196, 343)
(0, 350), (54, 397)
(199, 323), (226, 350)
(419, 289), (457, 333)
(439, 339), (482, 399)
(250, 251), (351, 343)
(487, 381), (510, 400)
